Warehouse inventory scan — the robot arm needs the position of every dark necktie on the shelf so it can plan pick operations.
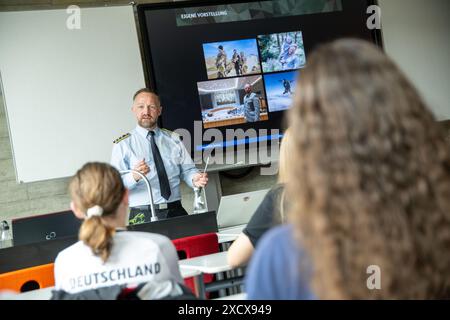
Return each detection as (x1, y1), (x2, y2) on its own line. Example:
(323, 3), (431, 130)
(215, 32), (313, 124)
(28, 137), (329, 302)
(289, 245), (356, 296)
(148, 131), (171, 200)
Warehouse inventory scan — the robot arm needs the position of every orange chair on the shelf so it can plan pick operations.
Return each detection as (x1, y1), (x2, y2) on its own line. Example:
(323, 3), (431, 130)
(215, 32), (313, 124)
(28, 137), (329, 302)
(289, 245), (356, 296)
(172, 232), (219, 298)
(0, 263), (55, 293)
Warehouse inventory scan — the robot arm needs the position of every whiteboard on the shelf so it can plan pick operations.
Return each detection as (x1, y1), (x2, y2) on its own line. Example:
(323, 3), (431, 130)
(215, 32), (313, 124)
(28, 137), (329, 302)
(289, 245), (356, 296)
(0, 6), (145, 183)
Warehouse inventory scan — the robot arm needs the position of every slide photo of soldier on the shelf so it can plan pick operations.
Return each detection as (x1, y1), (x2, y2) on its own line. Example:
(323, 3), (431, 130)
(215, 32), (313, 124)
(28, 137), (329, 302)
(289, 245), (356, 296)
(264, 70), (298, 113)
(197, 75), (268, 128)
(202, 39), (262, 80)
(257, 31), (306, 73)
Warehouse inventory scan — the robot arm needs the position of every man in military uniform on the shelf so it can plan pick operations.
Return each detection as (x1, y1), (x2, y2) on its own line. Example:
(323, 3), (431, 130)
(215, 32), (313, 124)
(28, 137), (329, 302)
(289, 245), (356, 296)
(239, 51), (248, 75)
(231, 49), (241, 76)
(111, 88), (208, 224)
(215, 45), (228, 78)
(243, 83), (261, 123)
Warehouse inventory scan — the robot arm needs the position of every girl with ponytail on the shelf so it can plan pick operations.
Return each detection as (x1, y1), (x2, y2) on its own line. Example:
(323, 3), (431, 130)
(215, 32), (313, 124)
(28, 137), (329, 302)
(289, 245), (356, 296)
(70, 162), (127, 262)
(53, 163), (188, 299)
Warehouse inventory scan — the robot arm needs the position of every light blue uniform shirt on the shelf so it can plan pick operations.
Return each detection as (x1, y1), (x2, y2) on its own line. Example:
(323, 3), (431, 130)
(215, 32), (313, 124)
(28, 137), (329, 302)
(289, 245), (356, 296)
(111, 125), (198, 207)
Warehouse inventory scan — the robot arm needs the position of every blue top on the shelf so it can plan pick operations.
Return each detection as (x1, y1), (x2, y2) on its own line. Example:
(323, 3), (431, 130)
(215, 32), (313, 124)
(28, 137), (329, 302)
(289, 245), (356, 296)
(111, 125), (198, 207)
(245, 224), (316, 300)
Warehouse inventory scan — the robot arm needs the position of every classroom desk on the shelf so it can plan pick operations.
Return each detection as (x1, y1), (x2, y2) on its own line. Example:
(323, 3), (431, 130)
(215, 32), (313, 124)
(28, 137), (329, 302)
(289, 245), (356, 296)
(217, 224), (246, 243)
(180, 267), (205, 299)
(1, 265), (203, 300)
(178, 251), (244, 299)
(180, 267), (201, 279)
(179, 251), (232, 274)
(1, 286), (54, 300)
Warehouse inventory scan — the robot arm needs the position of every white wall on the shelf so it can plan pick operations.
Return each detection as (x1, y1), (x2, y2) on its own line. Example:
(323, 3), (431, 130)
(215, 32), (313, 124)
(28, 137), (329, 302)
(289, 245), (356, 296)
(379, 0), (450, 120)
(0, 6), (145, 183)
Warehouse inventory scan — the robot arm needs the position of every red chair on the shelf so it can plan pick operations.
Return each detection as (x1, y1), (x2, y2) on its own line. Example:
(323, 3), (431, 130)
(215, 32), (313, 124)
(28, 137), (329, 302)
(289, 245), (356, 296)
(0, 263), (55, 293)
(172, 232), (219, 298)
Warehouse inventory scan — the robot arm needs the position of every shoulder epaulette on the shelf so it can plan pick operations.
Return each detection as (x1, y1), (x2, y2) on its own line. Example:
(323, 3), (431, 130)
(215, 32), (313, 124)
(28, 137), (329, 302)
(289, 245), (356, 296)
(161, 128), (180, 138)
(161, 128), (173, 134)
(113, 133), (131, 144)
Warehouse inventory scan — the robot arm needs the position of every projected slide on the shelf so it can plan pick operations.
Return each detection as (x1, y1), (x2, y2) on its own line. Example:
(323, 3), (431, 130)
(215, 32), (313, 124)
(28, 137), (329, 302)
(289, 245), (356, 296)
(140, 0), (378, 153)
(258, 31), (306, 73)
(264, 70), (298, 112)
(197, 75), (268, 128)
(203, 39), (262, 80)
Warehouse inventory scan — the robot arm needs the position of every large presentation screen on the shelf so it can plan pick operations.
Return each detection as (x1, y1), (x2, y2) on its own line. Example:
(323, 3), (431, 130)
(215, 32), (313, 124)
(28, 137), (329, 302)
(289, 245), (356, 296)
(138, 0), (380, 156)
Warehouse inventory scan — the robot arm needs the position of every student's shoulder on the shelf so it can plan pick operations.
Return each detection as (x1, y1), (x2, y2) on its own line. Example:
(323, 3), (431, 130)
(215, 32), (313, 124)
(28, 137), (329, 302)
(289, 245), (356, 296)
(258, 184), (283, 209)
(257, 224), (293, 250)
(118, 231), (172, 246)
(267, 184), (284, 197)
(55, 241), (86, 263)
(248, 226), (293, 278)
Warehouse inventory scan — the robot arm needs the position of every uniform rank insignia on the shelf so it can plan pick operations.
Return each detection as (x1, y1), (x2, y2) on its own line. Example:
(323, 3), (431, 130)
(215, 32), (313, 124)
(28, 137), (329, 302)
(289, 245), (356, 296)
(161, 128), (173, 135)
(113, 133), (131, 144)
(161, 128), (180, 139)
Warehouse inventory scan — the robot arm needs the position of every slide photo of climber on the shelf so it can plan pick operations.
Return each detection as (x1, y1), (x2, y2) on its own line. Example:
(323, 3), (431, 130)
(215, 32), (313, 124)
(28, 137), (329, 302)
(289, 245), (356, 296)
(264, 70), (298, 112)
(258, 31), (306, 73)
(202, 38), (262, 80)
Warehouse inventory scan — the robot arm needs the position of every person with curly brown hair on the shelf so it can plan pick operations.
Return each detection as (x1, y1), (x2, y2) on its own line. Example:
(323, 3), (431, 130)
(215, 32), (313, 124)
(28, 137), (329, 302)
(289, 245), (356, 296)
(245, 39), (450, 300)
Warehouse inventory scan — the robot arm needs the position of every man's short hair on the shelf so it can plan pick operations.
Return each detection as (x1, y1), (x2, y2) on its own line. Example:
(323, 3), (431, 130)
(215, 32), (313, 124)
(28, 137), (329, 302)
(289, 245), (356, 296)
(132, 88), (158, 102)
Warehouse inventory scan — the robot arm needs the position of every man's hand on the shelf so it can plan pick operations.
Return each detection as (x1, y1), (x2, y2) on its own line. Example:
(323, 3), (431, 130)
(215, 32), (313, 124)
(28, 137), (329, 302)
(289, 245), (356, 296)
(132, 159), (150, 182)
(193, 172), (208, 188)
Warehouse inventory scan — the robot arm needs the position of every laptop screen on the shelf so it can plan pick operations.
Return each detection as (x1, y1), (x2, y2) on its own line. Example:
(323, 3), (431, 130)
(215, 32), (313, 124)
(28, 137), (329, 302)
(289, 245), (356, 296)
(12, 210), (81, 246)
(217, 189), (269, 229)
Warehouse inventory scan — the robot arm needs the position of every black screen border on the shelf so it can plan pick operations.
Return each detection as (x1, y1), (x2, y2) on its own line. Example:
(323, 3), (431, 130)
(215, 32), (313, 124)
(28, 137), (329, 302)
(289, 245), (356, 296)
(136, 0), (383, 157)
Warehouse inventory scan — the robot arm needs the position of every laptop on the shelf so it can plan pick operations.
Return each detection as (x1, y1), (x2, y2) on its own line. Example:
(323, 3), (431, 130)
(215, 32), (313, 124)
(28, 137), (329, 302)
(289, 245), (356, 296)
(12, 210), (82, 246)
(216, 189), (269, 229)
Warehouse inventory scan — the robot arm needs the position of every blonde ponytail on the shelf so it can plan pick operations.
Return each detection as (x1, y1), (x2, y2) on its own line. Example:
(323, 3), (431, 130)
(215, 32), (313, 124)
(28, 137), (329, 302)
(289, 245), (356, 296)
(69, 162), (125, 263)
(79, 216), (115, 262)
